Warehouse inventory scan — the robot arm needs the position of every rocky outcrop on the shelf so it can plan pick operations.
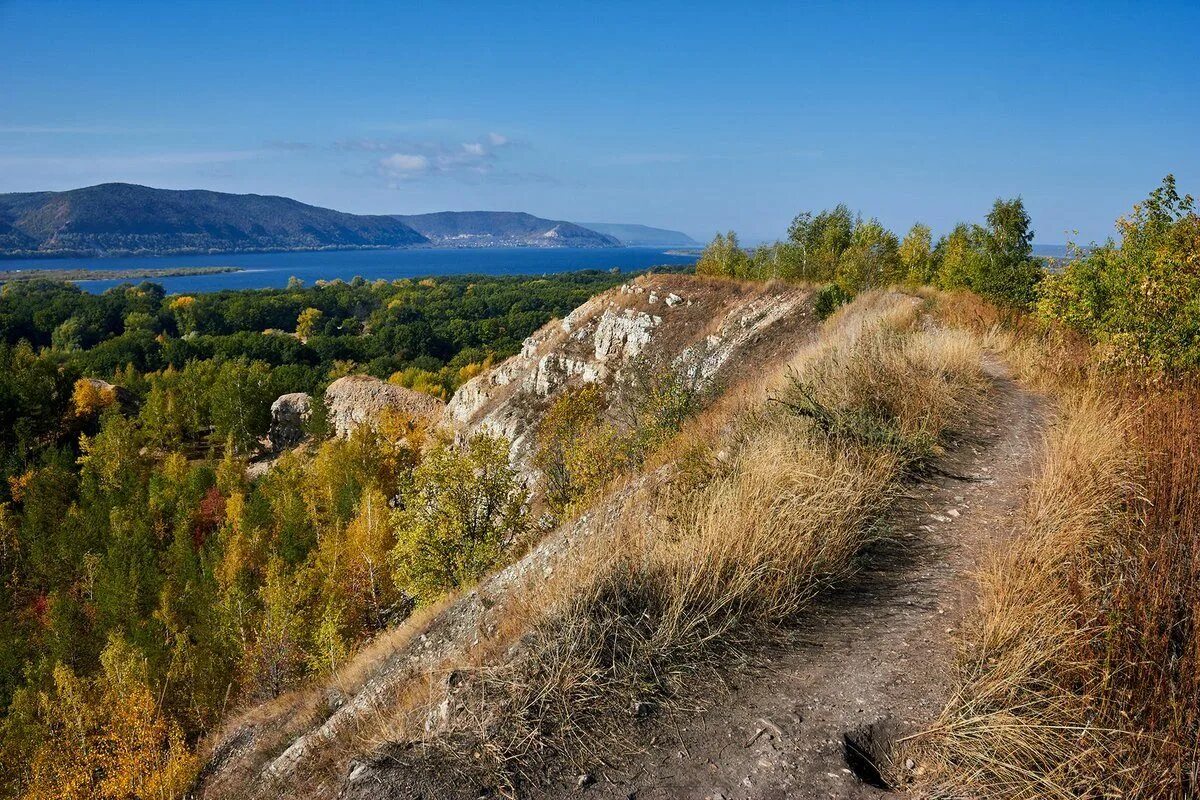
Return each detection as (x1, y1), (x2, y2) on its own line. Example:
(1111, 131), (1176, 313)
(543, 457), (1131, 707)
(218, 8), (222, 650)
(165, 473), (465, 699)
(81, 377), (137, 406)
(324, 376), (445, 439)
(442, 273), (816, 480)
(268, 392), (311, 452)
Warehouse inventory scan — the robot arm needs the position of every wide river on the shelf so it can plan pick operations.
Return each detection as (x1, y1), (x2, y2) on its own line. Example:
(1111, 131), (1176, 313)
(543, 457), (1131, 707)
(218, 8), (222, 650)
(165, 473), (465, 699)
(3, 247), (698, 294)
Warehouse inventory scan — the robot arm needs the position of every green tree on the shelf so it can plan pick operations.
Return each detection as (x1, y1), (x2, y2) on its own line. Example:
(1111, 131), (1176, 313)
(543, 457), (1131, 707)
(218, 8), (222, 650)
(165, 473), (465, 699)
(975, 197), (1043, 308)
(295, 307), (324, 342)
(208, 359), (273, 454)
(900, 223), (934, 284)
(123, 310), (157, 334)
(391, 434), (526, 599)
(240, 557), (306, 700)
(308, 598), (349, 677)
(50, 318), (83, 352)
(533, 385), (626, 515)
(935, 223), (987, 290)
(786, 205), (855, 281)
(835, 219), (902, 294)
(696, 231), (750, 278)
(342, 487), (398, 630)
(168, 295), (200, 337)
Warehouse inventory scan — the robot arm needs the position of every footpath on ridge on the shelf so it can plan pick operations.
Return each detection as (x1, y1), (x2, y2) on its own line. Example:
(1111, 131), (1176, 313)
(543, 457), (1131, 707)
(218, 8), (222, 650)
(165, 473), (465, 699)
(549, 355), (1047, 800)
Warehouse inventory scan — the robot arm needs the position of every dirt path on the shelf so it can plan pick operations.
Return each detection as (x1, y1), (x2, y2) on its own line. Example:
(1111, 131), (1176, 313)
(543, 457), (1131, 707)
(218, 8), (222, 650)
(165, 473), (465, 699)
(548, 357), (1047, 800)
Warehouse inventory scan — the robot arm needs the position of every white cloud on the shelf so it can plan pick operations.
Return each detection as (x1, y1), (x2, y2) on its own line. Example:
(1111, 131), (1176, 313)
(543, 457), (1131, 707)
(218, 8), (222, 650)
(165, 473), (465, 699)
(379, 153), (430, 177)
(374, 132), (516, 183)
(335, 138), (394, 152)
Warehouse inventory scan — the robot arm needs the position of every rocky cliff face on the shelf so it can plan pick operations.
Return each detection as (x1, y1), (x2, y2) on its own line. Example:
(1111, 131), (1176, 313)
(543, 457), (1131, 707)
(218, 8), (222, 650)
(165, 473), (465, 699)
(443, 273), (815, 480)
(324, 376), (445, 438)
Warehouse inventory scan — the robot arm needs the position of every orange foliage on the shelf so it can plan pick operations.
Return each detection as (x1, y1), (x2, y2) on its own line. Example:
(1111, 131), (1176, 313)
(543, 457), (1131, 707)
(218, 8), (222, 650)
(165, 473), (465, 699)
(71, 378), (117, 418)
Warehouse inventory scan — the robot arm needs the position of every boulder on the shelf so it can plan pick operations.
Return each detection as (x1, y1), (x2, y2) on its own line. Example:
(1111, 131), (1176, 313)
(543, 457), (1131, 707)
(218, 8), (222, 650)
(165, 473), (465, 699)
(324, 375), (445, 439)
(268, 392), (312, 451)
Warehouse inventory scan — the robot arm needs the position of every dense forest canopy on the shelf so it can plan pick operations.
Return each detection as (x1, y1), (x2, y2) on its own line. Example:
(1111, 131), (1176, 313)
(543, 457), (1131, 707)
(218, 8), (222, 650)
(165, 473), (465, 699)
(0, 266), (655, 796)
(0, 270), (636, 461)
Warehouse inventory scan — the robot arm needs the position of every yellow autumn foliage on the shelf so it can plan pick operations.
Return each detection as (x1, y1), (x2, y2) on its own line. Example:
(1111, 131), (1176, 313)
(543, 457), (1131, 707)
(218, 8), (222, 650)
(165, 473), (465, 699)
(22, 637), (196, 800)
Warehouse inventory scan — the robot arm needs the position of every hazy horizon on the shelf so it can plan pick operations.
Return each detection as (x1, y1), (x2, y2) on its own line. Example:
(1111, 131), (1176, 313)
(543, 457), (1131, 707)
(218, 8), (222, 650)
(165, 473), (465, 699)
(2, 0), (1197, 244)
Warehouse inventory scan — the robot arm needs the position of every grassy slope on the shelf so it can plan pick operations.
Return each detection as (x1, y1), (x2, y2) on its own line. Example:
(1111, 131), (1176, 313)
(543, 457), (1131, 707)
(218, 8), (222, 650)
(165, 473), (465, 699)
(283, 291), (991, 798)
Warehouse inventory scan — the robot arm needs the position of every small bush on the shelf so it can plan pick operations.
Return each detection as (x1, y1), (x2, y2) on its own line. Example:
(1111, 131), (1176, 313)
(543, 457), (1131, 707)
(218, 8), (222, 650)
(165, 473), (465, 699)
(533, 354), (711, 518)
(1038, 175), (1200, 372)
(813, 283), (851, 319)
(533, 385), (629, 516)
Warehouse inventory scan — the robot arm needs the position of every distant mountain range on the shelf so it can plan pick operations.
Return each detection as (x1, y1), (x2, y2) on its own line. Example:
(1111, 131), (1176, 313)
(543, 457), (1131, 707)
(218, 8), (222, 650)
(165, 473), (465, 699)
(575, 222), (698, 247)
(392, 211), (619, 248)
(0, 183), (429, 257)
(0, 183), (698, 258)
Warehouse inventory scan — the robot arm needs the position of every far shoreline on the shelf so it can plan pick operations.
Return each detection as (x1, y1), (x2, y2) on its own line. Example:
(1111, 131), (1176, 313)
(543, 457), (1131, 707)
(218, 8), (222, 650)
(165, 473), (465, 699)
(0, 265), (244, 284)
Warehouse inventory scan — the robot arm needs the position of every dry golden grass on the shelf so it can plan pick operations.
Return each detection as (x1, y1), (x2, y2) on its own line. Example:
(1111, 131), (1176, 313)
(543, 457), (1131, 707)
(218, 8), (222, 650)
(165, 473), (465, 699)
(921, 392), (1133, 798)
(922, 299), (1200, 798)
(932, 289), (1092, 392)
(350, 292), (989, 791)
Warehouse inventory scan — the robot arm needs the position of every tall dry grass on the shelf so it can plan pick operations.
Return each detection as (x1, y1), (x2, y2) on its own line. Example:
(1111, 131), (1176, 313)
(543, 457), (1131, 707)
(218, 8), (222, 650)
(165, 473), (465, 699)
(367, 293), (988, 790)
(932, 288), (1092, 391)
(925, 366), (1200, 794)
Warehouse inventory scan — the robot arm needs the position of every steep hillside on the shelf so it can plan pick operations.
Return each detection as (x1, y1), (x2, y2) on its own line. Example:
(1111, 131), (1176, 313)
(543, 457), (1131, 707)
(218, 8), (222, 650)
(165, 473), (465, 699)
(0, 183), (429, 257)
(184, 277), (1089, 800)
(575, 221), (699, 247)
(392, 211), (619, 248)
(195, 273), (820, 797)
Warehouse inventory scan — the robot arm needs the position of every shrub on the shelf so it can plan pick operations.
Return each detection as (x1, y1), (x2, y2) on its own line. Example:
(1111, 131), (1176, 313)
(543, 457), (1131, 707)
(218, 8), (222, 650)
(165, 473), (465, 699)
(813, 283), (851, 319)
(533, 385), (628, 516)
(1039, 175), (1200, 372)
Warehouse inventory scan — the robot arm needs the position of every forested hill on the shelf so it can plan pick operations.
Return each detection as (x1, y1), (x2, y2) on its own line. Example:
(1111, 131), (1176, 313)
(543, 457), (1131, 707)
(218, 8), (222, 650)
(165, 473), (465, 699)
(575, 221), (699, 246)
(0, 183), (430, 257)
(392, 211), (620, 247)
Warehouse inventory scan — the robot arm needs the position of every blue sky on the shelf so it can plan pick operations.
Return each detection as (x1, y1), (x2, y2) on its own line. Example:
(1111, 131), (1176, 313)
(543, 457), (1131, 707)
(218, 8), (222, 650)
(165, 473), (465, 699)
(1, 0), (1197, 243)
